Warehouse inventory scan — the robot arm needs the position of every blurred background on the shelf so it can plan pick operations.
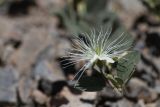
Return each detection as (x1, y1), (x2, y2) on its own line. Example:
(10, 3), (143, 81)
(0, 0), (160, 107)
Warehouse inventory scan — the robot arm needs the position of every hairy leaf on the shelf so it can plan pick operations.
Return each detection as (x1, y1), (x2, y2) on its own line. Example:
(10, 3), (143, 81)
(116, 51), (140, 83)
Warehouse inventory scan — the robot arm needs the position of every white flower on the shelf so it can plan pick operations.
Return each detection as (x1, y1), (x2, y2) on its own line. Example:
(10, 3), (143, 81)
(64, 26), (133, 85)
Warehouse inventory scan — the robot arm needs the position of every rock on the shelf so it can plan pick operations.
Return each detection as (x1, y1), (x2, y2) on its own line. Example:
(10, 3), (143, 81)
(97, 93), (125, 107)
(135, 100), (157, 107)
(95, 84), (123, 107)
(55, 37), (71, 57)
(0, 16), (27, 48)
(0, 40), (5, 66)
(108, 0), (146, 28)
(37, 0), (66, 13)
(60, 87), (94, 107)
(146, 103), (156, 107)
(156, 99), (160, 107)
(2, 12), (60, 74)
(0, 66), (18, 104)
(117, 0), (146, 14)
(34, 45), (56, 63)
(2, 45), (15, 64)
(125, 78), (158, 103)
(80, 92), (96, 100)
(154, 79), (160, 94)
(18, 75), (36, 103)
(33, 60), (65, 82)
(9, 28), (53, 75)
(152, 57), (160, 74)
(104, 102), (117, 107)
(135, 39), (145, 51)
(141, 72), (155, 87)
(97, 84), (123, 101)
(117, 98), (134, 107)
(31, 89), (48, 105)
(135, 99), (146, 107)
(125, 78), (147, 98)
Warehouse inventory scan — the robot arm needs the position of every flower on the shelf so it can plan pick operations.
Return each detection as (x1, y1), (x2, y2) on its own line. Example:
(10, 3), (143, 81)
(64, 26), (133, 85)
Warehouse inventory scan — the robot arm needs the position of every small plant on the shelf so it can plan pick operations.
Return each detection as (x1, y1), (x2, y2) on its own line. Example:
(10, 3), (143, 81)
(142, 0), (160, 17)
(58, 0), (140, 93)
(64, 25), (140, 93)
(55, 0), (119, 36)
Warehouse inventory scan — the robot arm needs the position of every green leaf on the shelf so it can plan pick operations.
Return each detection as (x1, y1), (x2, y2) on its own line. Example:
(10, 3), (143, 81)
(86, 0), (107, 14)
(116, 51), (140, 83)
(58, 5), (90, 36)
(75, 75), (106, 91)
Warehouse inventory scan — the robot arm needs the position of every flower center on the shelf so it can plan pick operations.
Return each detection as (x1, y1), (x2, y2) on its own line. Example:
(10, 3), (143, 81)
(95, 47), (102, 55)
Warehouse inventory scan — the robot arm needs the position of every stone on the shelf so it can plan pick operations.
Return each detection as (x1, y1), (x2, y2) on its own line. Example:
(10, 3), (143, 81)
(18, 75), (36, 103)
(60, 87), (94, 107)
(125, 78), (158, 103)
(3, 13), (60, 74)
(33, 60), (65, 82)
(97, 84), (123, 101)
(80, 92), (96, 100)
(154, 79), (160, 94)
(37, 0), (66, 12)
(95, 84), (123, 106)
(0, 66), (18, 104)
(156, 100), (160, 107)
(117, 98), (134, 107)
(146, 103), (156, 107)
(30, 90), (48, 105)
(152, 57), (160, 74)
(104, 101), (117, 107)
(135, 99), (146, 107)
(108, 0), (146, 28)
(9, 29), (53, 75)
(55, 37), (71, 57)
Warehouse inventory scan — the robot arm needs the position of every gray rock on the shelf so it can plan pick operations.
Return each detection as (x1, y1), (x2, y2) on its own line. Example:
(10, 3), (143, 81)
(18, 76), (36, 104)
(103, 98), (134, 107)
(97, 84), (123, 100)
(125, 78), (158, 103)
(30, 89), (48, 105)
(134, 100), (146, 107)
(156, 99), (160, 107)
(146, 103), (156, 107)
(32, 60), (64, 82)
(55, 37), (71, 57)
(104, 101), (117, 107)
(60, 87), (93, 107)
(154, 79), (160, 94)
(117, 98), (134, 107)
(108, 0), (146, 28)
(37, 0), (66, 13)
(115, 0), (146, 14)
(0, 66), (18, 104)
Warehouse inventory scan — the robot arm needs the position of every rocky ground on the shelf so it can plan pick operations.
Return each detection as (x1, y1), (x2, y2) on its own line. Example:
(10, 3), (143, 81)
(1, 0), (160, 107)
